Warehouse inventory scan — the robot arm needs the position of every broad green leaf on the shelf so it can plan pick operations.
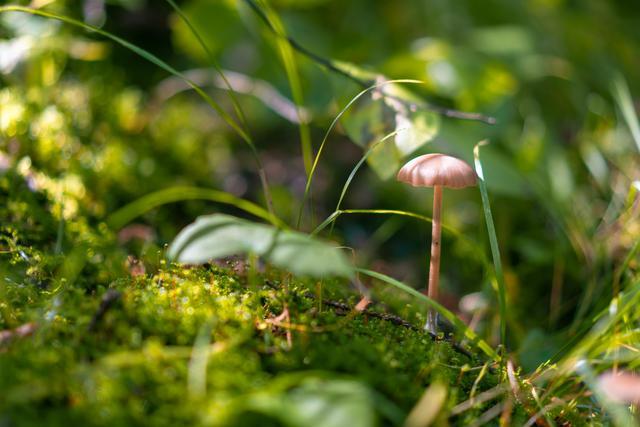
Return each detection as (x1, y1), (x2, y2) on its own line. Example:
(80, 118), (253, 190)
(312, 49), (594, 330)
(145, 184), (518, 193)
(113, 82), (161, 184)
(341, 82), (440, 180)
(284, 379), (377, 427)
(366, 137), (402, 180)
(393, 109), (439, 155)
(341, 95), (389, 149)
(167, 214), (353, 279)
(242, 378), (388, 427)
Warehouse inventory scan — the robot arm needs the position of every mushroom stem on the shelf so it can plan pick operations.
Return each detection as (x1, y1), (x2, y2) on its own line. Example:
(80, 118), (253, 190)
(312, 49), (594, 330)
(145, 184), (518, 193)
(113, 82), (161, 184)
(426, 185), (442, 332)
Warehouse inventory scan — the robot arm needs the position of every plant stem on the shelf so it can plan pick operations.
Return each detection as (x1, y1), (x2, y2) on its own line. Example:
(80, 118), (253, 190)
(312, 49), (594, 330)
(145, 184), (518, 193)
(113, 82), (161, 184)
(426, 185), (442, 332)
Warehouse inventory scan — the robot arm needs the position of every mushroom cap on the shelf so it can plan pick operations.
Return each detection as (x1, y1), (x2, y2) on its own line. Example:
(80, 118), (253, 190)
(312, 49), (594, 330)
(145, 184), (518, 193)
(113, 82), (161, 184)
(397, 153), (477, 188)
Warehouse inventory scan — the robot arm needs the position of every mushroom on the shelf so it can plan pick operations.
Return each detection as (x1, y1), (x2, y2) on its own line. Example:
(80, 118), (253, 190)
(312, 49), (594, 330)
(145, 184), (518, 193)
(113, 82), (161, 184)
(598, 371), (640, 404)
(397, 153), (477, 332)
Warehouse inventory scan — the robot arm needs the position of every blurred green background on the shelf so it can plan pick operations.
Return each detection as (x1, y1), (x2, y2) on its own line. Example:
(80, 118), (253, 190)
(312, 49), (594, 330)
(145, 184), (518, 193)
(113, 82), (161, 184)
(1, 0), (639, 370)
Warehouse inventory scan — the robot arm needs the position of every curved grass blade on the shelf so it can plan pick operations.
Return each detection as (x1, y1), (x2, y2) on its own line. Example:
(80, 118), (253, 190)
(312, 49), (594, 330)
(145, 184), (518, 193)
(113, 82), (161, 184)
(165, 0), (248, 130)
(313, 208), (491, 276)
(248, 0), (312, 174)
(106, 186), (286, 230)
(474, 141), (507, 351)
(564, 279), (640, 362)
(612, 73), (640, 153)
(313, 209), (435, 236)
(295, 79), (423, 228)
(331, 129), (407, 232)
(357, 268), (500, 361)
(312, 208), (483, 252)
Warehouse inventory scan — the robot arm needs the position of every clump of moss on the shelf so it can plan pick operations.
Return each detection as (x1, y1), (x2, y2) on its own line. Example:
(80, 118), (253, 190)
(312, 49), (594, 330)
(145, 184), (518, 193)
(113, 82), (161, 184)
(1, 260), (501, 427)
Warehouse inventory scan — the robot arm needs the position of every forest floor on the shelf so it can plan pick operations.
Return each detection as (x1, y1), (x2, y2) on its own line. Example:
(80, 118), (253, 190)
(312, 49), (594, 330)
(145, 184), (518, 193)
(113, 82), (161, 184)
(0, 169), (584, 427)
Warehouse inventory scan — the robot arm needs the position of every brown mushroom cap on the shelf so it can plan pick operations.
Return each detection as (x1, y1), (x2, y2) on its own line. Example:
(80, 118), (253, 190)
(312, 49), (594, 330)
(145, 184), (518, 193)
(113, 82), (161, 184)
(397, 153), (477, 189)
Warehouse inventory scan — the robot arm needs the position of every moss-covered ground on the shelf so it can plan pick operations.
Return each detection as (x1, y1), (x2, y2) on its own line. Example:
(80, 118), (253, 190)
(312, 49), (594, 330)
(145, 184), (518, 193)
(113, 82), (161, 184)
(0, 169), (509, 426)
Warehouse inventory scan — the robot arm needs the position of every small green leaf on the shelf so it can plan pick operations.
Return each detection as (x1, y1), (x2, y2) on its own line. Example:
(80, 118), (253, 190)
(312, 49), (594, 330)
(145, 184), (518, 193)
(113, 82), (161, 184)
(241, 378), (400, 427)
(393, 109), (440, 156)
(341, 82), (440, 180)
(366, 138), (402, 180)
(167, 214), (353, 279)
(285, 379), (378, 427)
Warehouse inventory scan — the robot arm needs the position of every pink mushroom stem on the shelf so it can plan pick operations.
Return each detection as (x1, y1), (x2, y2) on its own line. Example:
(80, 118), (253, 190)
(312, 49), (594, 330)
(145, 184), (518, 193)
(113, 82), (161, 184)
(427, 185), (442, 331)
(428, 185), (442, 300)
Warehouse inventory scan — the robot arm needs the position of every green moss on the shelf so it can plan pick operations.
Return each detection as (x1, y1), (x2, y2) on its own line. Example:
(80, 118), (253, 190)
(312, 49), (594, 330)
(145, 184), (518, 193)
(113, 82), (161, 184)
(1, 260), (500, 426)
(0, 167), (503, 426)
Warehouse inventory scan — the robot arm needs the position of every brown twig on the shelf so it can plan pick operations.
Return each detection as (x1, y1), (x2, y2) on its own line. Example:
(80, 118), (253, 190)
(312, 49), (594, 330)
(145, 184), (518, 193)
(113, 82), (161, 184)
(302, 292), (474, 358)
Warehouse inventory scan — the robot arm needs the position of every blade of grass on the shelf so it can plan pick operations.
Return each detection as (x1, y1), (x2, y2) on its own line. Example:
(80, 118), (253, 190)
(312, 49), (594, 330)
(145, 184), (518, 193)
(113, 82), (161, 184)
(248, 0), (312, 174)
(0, 5), (274, 215)
(188, 317), (216, 398)
(330, 128), (408, 234)
(613, 240), (640, 295)
(541, 281), (640, 407)
(313, 209), (433, 236)
(165, 0), (248, 130)
(612, 73), (640, 153)
(357, 267), (500, 362)
(313, 208), (492, 280)
(106, 186), (286, 230)
(567, 280), (640, 361)
(474, 140), (507, 351)
(295, 79), (424, 228)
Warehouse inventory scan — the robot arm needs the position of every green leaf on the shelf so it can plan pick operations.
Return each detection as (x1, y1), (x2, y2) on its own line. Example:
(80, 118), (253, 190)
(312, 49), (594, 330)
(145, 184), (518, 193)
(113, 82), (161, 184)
(239, 378), (395, 427)
(167, 214), (353, 279)
(366, 137), (402, 180)
(283, 379), (378, 427)
(341, 82), (440, 180)
(612, 72), (640, 153)
(393, 109), (440, 155)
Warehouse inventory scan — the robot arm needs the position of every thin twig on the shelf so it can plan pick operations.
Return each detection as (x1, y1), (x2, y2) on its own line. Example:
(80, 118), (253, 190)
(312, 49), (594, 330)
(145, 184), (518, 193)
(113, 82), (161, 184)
(302, 292), (474, 358)
(262, 280), (475, 358)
